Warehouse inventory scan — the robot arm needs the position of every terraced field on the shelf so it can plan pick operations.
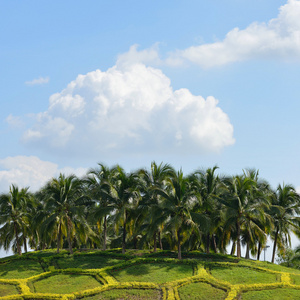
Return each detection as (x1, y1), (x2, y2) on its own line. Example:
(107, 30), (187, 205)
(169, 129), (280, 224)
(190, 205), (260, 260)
(0, 250), (300, 299)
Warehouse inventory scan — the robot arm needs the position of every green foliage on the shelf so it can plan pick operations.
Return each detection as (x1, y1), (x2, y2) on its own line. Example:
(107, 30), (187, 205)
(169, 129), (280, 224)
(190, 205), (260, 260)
(40, 173), (93, 255)
(0, 185), (35, 255)
(1, 163), (300, 266)
(270, 184), (300, 263)
(277, 247), (296, 265)
(277, 247), (300, 272)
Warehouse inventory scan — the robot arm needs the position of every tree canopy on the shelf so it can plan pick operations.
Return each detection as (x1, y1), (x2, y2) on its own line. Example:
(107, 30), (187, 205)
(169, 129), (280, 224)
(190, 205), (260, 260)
(0, 162), (299, 262)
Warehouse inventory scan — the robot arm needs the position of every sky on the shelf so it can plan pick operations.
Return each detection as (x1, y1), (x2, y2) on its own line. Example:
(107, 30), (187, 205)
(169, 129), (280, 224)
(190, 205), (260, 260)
(1, 0), (300, 258)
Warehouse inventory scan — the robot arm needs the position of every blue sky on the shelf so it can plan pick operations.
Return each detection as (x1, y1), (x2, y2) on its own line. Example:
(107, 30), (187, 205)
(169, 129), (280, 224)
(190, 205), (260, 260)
(1, 0), (300, 194)
(2, 0), (300, 260)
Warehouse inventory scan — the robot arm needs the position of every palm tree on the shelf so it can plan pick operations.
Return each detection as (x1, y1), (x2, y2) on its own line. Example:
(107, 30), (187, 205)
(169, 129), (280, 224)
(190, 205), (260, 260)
(0, 185), (34, 255)
(155, 170), (201, 259)
(85, 164), (115, 250)
(30, 200), (51, 250)
(221, 171), (268, 258)
(191, 166), (222, 253)
(40, 174), (89, 254)
(138, 162), (175, 251)
(106, 166), (140, 254)
(242, 170), (272, 259)
(270, 184), (300, 263)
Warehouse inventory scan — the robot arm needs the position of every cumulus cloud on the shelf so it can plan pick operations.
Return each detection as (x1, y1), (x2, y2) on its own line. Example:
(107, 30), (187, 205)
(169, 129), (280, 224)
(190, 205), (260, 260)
(25, 77), (49, 86)
(0, 156), (87, 193)
(166, 0), (300, 68)
(21, 62), (234, 157)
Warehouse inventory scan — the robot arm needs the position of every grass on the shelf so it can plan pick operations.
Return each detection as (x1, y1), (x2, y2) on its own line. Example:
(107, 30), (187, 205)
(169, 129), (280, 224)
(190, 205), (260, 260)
(111, 262), (193, 284)
(242, 288), (300, 299)
(291, 274), (300, 284)
(178, 282), (227, 300)
(209, 264), (279, 284)
(0, 283), (19, 297)
(32, 274), (101, 294)
(243, 259), (300, 274)
(0, 259), (44, 279)
(1, 250), (300, 299)
(147, 251), (238, 262)
(81, 288), (162, 299)
(55, 255), (123, 269)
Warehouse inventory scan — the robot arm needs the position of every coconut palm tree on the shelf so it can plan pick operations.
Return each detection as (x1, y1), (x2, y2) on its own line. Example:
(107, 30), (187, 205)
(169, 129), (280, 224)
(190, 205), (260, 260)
(0, 185), (34, 255)
(40, 174), (89, 254)
(85, 163), (116, 250)
(155, 170), (201, 259)
(270, 183), (300, 263)
(221, 171), (268, 258)
(242, 170), (272, 259)
(138, 162), (175, 251)
(191, 166), (222, 253)
(106, 166), (140, 254)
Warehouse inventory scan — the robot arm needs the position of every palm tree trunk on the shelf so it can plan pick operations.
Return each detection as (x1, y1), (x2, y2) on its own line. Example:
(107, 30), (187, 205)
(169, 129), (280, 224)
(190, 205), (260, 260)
(206, 234), (210, 254)
(257, 242), (261, 261)
(23, 236), (27, 253)
(122, 211), (127, 255)
(159, 231), (163, 250)
(212, 235), (217, 253)
(133, 235), (138, 249)
(272, 227), (279, 263)
(236, 221), (241, 258)
(153, 232), (157, 252)
(57, 222), (61, 253)
(103, 216), (107, 251)
(220, 235), (226, 254)
(245, 241), (250, 259)
(14, 222), (22, 255)
(122, 224), (127, 254)
(177, 229), (182, 260)
(67, 217), (73, 255)
(230, 241), (236, 256)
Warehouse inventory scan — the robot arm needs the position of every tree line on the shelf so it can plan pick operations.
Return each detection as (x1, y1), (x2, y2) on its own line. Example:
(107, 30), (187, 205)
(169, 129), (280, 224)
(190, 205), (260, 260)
(0, 162), (299, 263)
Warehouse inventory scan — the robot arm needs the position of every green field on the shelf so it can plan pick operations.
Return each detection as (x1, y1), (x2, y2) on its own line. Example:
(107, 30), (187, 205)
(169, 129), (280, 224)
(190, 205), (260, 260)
(0, 249), (300, 299)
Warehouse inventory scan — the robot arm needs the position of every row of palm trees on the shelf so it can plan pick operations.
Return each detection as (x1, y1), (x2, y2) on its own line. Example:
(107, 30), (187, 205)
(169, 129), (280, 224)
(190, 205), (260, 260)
(0, 162), (299, 262)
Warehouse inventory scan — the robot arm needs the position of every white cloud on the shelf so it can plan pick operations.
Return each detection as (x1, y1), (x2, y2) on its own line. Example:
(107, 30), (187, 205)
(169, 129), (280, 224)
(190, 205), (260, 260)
(25, 77), (49, 86)
(166, 0), (300, 68)
(23, 114), (74, 148)
(116, 44), (161, 68)
(0, 156), (88, 193)
(6, 114), (24, 128)
(22, 62), (234, 157)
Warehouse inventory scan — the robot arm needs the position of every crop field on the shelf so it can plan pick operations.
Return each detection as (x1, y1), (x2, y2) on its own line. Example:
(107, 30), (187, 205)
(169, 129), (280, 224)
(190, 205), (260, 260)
(0, 249), (300, 299)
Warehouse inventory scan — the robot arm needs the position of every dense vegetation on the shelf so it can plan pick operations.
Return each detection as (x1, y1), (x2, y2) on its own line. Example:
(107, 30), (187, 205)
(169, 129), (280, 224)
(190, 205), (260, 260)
(0, 162), (300, 264)
(0, 249), (300, 299)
